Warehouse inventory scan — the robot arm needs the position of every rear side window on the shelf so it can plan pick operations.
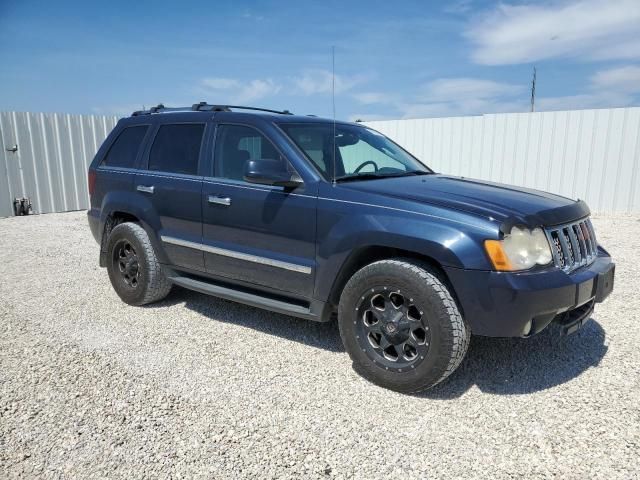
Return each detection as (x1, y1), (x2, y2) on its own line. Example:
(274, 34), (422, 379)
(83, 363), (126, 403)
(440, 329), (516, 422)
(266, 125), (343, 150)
(148, 124), (205, 175)
(101, 125), (149, 168)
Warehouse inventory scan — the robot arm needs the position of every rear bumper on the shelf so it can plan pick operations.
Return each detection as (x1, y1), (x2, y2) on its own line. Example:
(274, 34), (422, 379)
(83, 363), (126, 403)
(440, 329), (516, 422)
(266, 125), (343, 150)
(444, 249), (614, 337)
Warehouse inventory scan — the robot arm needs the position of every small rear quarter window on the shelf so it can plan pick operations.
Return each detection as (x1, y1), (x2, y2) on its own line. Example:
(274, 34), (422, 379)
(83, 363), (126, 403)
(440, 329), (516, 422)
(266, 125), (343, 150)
(100, 125), (149, 168)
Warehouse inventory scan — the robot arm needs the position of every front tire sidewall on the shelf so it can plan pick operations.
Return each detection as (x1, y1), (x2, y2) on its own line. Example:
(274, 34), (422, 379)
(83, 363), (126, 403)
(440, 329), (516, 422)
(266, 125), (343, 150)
(339, 260), (467, 393)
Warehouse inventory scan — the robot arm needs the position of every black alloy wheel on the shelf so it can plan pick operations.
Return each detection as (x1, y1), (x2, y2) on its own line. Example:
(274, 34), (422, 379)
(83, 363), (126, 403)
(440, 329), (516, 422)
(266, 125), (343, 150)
(356, 287), (431, 372)
(113, 240), (140, 289)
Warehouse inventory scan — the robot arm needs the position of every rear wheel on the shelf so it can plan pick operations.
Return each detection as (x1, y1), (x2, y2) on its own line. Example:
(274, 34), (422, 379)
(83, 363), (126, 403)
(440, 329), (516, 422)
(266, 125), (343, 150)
(338, 258), (470, 393)
(106, 222), (172, 306)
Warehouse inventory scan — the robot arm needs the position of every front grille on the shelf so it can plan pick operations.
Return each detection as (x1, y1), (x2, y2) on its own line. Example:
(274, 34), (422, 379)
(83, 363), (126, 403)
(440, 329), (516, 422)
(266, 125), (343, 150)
(546, 218), (598, 273)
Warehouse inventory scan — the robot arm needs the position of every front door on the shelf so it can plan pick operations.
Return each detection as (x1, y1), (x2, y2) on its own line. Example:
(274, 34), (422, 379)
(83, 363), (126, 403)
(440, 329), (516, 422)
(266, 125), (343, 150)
(201, 123), (317, 297)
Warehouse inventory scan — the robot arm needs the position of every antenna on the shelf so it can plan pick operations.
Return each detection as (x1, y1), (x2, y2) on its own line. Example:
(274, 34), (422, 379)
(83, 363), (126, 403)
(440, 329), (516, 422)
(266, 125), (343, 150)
(530, 66), (537, 112)
(332, 45), (337, 185)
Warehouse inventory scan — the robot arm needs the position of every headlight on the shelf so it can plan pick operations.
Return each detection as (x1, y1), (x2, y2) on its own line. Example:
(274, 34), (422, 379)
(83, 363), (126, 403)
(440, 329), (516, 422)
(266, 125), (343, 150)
(484, 226), (553, 271)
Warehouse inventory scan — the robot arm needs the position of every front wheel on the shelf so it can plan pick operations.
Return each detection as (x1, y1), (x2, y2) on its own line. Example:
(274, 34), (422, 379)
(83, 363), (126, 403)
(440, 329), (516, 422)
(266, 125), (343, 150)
(338, 258), (470, 393)
(106, 222), (172, 306)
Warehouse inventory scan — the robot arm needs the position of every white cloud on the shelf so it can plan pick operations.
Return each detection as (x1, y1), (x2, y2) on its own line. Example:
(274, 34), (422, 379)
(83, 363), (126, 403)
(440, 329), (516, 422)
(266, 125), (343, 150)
(419, 67), (640, 115)
(590, 65), (640, 93)
(201, 78), (241, 90)
(398, 98), (527, 119)
(197, 70), (370, 106)
(292, 69), (367, 95)
(199, 77), (281, 103)
(387, 77), (527, 118)
(535, 64), (640, 110)
(590, 39), (640, 62)
(349, 77), (528, 119)
(419, 77), (524, 102)
(352, 66), (640, 120)
(240, 10), (265, 21)
(238, 79), (282, 102)
(534, 93), (630, 111)
(467, 0), (640, 65)
(352, 92), (392, 105)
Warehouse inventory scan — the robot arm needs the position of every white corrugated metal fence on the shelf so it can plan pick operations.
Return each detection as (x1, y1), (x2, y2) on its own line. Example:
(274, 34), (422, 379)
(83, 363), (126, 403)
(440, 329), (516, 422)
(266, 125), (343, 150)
(0, 112), (118, 218)
(364, 107), (640, 213)
(1, 108), (639, 217)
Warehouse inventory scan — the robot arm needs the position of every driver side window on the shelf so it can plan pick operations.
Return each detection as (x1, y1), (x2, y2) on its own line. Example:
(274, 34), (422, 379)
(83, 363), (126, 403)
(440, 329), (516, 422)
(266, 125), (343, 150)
(213, 125), (285, 181)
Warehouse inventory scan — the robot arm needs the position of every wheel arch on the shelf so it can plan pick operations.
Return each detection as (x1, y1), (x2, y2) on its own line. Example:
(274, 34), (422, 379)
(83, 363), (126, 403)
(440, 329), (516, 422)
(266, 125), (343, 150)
(98, 206), (167, 267)
(327, 245), (462, 313)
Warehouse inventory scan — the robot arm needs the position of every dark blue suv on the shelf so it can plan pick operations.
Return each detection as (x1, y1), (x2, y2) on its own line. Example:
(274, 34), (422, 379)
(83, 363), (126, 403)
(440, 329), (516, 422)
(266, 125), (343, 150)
(87, 103), (615, 392)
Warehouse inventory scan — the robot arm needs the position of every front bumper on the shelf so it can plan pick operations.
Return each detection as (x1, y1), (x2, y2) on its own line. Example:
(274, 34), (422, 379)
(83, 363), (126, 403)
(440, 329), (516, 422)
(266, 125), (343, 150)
(444, 248), (614, 337)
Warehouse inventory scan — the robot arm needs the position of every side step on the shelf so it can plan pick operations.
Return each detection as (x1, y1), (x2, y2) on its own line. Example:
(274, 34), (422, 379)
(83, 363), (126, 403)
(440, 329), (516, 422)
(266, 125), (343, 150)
(169, 275), (324, 321)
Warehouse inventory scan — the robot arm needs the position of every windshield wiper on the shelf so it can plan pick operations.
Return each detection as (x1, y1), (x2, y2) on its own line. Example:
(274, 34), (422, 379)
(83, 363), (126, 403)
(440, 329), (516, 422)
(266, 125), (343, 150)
(334, 170), (433, 183)
(398, 170), (433, 176)
(334, 173), (392, 182)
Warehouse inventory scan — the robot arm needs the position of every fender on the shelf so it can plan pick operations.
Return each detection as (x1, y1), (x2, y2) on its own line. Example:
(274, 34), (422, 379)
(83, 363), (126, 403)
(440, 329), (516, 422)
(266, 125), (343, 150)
(98, 190), (170, 265)
(313, 202), (497, 302)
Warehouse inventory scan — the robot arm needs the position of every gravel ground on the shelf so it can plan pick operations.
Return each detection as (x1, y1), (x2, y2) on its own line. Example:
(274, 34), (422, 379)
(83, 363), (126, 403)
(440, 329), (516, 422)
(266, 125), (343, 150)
(1, 211), (639, 479)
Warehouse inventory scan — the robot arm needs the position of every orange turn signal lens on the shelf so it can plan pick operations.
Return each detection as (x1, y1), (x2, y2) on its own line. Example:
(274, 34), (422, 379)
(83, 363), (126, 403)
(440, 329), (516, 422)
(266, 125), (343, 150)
(484, 240), (513, 271)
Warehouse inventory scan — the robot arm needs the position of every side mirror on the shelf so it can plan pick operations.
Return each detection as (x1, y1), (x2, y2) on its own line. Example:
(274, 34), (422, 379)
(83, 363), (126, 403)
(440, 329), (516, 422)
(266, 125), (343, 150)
(243, 159), (303, 188)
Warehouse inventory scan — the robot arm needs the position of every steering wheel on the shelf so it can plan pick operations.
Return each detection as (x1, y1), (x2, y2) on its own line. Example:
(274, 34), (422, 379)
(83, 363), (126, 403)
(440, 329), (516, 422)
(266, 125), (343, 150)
(353, 160), (378, 174)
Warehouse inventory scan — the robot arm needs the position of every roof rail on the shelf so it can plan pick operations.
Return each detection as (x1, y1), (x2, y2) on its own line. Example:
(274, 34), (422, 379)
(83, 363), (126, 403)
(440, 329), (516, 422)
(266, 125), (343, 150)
(131, 103), (293, 117)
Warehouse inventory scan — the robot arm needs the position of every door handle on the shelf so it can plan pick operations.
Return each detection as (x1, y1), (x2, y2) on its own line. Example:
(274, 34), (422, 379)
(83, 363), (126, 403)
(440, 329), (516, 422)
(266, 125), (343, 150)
(137, 185), (154, 194)
(208, 195), (231, 206)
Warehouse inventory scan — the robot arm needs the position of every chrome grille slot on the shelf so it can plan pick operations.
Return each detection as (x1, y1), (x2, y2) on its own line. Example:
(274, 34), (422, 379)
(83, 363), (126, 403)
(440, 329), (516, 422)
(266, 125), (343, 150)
(551, 232), (565, 268)
(573, 224), (587, 260)
(567, 226), (581, 264)
(546, 218), (597, 273)
(587, 221), (598, 255)
(561, 229), (575, 265)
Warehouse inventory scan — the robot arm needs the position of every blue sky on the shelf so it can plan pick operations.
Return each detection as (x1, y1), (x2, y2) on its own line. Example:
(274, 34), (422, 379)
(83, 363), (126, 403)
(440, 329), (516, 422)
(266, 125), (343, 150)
(1, 0), (639, 120)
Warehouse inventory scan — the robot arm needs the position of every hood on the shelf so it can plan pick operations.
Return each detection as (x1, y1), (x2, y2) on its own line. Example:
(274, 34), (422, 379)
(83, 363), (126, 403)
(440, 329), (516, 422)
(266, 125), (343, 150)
(339, 174), (588, 229)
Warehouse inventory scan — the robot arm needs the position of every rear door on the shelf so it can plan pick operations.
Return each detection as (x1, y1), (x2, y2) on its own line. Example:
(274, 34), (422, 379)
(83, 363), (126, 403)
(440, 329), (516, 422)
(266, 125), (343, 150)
(135, 121), (207, 272)
(201, 123), (317, 297)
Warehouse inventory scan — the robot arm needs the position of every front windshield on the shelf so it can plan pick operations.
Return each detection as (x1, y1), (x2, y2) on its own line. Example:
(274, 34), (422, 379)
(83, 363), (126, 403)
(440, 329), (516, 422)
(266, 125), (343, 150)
(278, 123), (432, 181)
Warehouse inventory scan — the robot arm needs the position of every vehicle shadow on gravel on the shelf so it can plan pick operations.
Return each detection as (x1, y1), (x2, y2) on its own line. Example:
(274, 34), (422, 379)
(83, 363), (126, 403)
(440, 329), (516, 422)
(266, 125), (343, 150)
(419, 319), (608, 399)
(147, 288), (607, 397)
(146, 286), (345, 353)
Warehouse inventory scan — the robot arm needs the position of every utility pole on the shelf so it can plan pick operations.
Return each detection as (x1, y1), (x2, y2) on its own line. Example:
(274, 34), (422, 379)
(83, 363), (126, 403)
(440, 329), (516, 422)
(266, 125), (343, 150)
(530, 66), (537, 112)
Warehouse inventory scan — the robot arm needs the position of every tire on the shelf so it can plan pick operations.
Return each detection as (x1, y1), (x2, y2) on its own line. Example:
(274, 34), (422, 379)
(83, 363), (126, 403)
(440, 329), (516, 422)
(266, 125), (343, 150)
(338, 258), (470, 393)
(105, 222), (172, 306)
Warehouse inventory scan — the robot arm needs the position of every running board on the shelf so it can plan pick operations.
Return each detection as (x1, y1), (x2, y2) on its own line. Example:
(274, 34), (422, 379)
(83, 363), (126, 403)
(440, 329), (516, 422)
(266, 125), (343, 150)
(168, 275), (326, 321)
